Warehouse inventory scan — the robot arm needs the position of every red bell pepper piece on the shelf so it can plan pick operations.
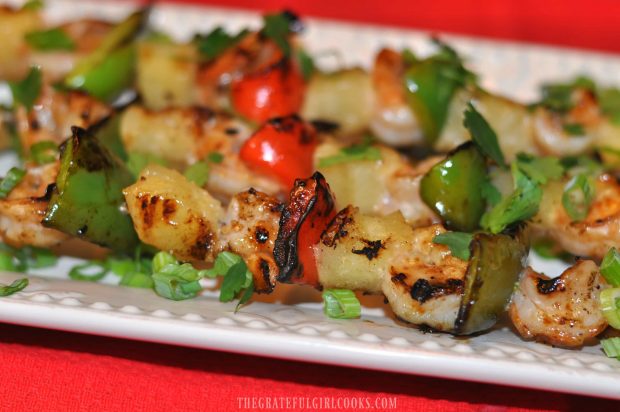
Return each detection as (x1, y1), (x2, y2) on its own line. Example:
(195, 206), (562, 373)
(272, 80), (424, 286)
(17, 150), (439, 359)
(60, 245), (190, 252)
(274, 172), (337, 287)
(239, 114), (317, 189)
(231, 57), (306, 123)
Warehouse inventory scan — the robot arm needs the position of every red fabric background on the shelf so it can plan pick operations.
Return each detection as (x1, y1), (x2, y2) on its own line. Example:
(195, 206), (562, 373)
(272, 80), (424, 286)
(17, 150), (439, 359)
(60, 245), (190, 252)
(3, 1), (620, 411)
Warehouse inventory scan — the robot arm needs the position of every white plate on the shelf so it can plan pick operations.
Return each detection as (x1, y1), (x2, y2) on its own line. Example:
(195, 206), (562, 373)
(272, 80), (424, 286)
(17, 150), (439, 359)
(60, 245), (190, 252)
(2, 0), (620, 400)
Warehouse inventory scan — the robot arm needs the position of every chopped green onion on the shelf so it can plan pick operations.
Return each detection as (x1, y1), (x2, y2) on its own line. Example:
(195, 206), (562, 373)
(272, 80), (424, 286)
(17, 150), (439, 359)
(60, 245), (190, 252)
(0, 252), (16, 271)
(25, 28), (75, 51)
(8, 66), (42, 111)
(322, 289), (361, 319)
(0, 278), (28, 297)
(318, 138), (381, 168)
(106, 257), (136, 277)
(562, 173), (595, 222)
(432, 232), (473, 261)
(601, 337), (620, 358)
(119, 271), (153, 288)
(600, 288), (620, 329)
(601, 248), (620, 287)
(152, 251), (177, 273)
(27, 247), (57, 268)
(68, 261), (109, 282)
(183, 161), (210, 187)
(463, 102), (506, 168)
(152, 263), (203, 300)
(29, 140), (59, 165)
(0, 167), (26, 199)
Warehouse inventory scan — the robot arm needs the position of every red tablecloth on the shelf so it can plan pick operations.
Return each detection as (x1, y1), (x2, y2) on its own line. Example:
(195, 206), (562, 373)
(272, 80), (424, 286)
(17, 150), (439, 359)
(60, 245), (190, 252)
(3, 1), (620, 411)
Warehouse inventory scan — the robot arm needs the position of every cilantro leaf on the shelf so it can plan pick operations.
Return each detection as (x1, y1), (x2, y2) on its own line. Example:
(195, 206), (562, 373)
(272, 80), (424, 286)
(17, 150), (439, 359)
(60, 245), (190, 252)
(481, 178), (502, 207)
(515, 153), (564, 185)
(318, 137), (381, 167)
(184, 161), (210, 187)
(262, 12), (296, 57)
(481, 164), (542, 234)
(206, 252), (254, 307)
(296, 48), (315, 81)
(126, 152), (169, 178)
(562, 123), (585, 136)
(25, 28), (75, 51)
(219, 261), (250, 302)
(432, 232), (473, 261)
(21, 0), (43, 11)
(194, 27), (248, 60)
(8, 67), (42, 111)
(538, 76), (595, 113)
(463, 102), (506, 168)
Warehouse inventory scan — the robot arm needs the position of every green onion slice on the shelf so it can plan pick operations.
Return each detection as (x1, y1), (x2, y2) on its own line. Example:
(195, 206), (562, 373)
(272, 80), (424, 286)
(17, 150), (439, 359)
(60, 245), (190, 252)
(68, 261), (109, 282)
(0, 167), (26, 199)
(0, 278), (29, 297)
(562, 173), (595, 222)
(152, 263), (202, 300)
(600, 288), (620, 329)
(601, 248), (620, 287)
(152, 251), (177, 273)
(119, 271), (153, 289)
(322, 289), (361, 319)
(601, 337), (620, 358)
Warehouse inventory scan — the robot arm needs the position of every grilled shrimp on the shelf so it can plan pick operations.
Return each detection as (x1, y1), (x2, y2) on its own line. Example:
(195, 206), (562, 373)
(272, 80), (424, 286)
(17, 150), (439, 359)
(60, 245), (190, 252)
(119, 105), (280, 200)
(382, 224), (468, 330)
(509, 260), (608, 347)
(370, 49), (422, 147)
(15, 85), (111, 152)
(0, 162), (68, 248)
(532, 174), (620, 259)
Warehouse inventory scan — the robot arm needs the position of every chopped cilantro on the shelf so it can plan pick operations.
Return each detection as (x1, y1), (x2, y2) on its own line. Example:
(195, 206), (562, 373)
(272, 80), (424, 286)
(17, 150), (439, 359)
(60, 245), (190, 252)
(463, 103), (506, 168)
(25, 28), (75, 51)
(432, 232), (473, 261)
(8, 67), (42, 111)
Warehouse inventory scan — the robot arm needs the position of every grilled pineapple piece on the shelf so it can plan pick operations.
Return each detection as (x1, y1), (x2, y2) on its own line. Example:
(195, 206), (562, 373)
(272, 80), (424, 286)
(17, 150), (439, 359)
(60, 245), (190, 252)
(302, 68), (374, 135)
(137, 41), (198, 110)
(315, 206), (414, 293)
(0, 6), (41, 80)
(123, 164), (224, 261)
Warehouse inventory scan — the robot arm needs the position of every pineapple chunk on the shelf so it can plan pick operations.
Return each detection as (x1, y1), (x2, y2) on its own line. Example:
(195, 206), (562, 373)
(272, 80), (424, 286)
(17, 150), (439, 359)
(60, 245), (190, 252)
(302, 68), (374, 135)
(123, 164), (224, 261)
(315, 206), (414, 293)
(137, 41), (198, 110)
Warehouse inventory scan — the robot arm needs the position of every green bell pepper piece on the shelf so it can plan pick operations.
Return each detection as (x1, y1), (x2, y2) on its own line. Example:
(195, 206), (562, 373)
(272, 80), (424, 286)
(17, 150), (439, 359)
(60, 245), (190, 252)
(88, 112), (128, 162)
(454, 227), (529, 335)
(403, 41), (474, 144)
(420, 142), (487, 232)
(42, 127), (139, 253)
(64, 9), (147, 101)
